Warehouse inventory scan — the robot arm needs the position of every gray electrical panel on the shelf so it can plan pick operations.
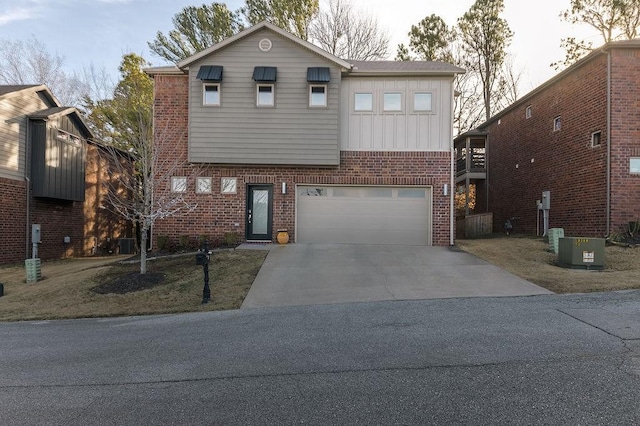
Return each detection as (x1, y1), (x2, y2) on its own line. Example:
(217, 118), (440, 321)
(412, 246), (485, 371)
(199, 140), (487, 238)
(541, 191), (551, 210)
(32, 224), (41, 244)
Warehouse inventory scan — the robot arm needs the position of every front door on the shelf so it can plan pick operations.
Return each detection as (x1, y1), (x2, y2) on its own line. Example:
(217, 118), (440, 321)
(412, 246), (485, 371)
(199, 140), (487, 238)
(246, 185), (273, 241)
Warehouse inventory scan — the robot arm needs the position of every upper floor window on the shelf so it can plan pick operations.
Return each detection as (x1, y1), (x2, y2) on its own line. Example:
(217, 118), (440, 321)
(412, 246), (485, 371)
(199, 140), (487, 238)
(354, 93), (373, 111)
(525, 105), (532, 119)
(413, 92), (433, 112)
(309, 85), (327, 107)
(257, 84), (275, 107)
(553, 116), (562, 132)
(203, 83), (220, 106)
(221, 177), (237, 194)
(196, 177), (212, 193)
(383, 93), (402, 112)
(591, 131), (602, 147)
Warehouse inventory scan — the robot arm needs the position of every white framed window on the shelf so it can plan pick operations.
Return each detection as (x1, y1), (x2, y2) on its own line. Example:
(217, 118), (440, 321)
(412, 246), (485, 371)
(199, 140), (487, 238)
(631, 158), (640, 174)
(525, 105), (532, 119)
(383, 93), (402, 112)
(413, 92), (433, 112)
(256, 84), (274, 107)
(309, 85), (327, 107)
(196, 177), (212, 193)
(591, 131), (602, 147)
(221, 177), (237, 194)
(354, 93), (373, 111)
(171, 176), (187, 193)
(203, 83), (220, 106)
(554, 116), (562, 131)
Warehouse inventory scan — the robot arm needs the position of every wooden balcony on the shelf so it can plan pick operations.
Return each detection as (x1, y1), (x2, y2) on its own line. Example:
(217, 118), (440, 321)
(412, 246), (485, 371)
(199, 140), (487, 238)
(455, 136), (487, 184)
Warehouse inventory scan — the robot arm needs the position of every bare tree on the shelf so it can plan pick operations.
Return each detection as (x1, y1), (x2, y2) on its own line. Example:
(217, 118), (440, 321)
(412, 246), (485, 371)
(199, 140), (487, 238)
(0, 37), (88, 106)
(98, 118), (197, 274)
(310, 0), (389, 60)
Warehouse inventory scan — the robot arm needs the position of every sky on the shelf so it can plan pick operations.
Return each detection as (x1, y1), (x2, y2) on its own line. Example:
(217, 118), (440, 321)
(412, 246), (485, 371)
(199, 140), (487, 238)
(0, 0), (602, 97)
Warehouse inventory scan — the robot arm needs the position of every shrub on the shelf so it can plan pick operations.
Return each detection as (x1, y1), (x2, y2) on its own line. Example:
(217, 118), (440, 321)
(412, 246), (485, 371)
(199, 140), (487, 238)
(223, 232), (239, 247)
(157, 235), (170, 251)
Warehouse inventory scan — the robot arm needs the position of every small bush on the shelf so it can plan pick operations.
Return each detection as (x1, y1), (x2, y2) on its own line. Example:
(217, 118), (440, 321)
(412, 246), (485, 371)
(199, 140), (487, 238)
(178, 235), (190, 250)
(223, 232), (239, 247)
(157, 235), (170, 251)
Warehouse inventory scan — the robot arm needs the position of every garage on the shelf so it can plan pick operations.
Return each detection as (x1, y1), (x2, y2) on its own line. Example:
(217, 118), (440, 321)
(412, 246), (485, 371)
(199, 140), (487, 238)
(296, 185), (432, 245)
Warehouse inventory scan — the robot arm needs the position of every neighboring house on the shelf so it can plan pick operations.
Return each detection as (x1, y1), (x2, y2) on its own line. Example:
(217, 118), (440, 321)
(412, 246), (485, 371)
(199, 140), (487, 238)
(456, 39), (640, 238)
(0, 85), (132, 264)
(146, 21), (463, 247)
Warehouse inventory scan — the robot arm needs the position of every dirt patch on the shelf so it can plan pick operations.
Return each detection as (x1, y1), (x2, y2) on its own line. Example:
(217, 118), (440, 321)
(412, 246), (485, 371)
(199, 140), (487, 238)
(92, 272), (166, 294)
(456, 235), (640, 293)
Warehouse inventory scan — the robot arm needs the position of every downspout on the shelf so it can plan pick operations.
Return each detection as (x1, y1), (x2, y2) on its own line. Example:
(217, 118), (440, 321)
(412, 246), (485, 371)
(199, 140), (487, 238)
(606, 50), (612, 236)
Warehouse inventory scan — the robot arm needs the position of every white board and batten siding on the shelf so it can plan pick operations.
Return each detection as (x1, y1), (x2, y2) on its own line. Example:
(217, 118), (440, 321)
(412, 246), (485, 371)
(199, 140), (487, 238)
(188, 28), (341, 166)
(0, 90), (50, 181)
(340, 77), (454, 152)
(296, 185), (433, 245)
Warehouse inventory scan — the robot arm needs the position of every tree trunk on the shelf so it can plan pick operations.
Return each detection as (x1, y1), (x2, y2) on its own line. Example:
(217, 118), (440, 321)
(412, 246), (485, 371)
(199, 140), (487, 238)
(140, 222), (148, 274)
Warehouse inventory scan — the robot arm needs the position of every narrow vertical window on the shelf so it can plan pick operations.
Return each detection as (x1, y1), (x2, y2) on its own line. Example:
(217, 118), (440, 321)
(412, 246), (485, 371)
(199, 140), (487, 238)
(257, 84), (274, 107)
(554, 116), (562, 131)
(309, 85), (327, 107)
(591, 131), (602, 147)
(203, 84), (220, 106)
(525, 105), (532, 119)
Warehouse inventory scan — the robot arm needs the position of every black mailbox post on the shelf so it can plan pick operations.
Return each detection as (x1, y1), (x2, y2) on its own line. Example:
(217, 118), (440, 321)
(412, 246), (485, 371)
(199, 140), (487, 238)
(196, 242), (211, 304)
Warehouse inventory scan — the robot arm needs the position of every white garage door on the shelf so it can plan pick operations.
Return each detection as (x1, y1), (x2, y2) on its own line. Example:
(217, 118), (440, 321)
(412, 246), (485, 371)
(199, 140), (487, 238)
(296, 186), (432, 245)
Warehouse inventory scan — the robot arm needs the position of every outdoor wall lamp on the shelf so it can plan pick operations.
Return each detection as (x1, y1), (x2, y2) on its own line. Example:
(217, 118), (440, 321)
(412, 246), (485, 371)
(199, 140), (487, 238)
(282, 182), (287, 194)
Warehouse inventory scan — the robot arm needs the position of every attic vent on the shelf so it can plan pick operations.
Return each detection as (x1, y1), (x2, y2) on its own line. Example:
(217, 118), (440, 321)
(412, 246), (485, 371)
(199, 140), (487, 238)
(259, 38), (272, 52)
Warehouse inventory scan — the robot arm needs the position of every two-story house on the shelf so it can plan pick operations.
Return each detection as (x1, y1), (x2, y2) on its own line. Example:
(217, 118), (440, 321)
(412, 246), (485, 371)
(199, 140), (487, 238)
(146, 21), (463, 247)
(461, 40), (640, 237)
(0, 84), (132, 264)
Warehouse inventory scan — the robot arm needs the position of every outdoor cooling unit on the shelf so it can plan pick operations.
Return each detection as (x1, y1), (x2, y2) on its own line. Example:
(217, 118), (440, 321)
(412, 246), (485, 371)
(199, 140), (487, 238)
(118, 238), (136, 255)
(557, 237), (605, 270)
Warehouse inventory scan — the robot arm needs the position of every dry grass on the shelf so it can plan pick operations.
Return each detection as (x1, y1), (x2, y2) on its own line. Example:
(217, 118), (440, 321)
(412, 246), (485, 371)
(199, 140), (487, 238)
(456, 235), (640, 293)
(0, 250), (267, 322)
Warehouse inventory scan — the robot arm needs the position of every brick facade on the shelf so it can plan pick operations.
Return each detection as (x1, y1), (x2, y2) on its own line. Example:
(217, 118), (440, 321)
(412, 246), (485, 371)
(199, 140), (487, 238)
(152, 75), (453, 247)
(484, 45), (640, 237)
(0, 144), (133, 265)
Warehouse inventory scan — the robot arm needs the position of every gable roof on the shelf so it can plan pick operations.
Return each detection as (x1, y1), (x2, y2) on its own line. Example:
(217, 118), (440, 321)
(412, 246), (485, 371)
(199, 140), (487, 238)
(29, 107), (94, 139)
(178, 21), (353, 71)
(0, 84), (59, 106)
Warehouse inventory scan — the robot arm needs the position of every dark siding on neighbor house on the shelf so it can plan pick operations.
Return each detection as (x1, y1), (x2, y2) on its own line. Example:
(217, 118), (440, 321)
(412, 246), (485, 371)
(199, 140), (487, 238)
(30, 117), (86, 201)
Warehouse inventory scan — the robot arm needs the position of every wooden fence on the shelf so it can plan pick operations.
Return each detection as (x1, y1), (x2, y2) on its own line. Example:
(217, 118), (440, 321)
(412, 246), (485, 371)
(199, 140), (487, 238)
(457, 213), (493, 239)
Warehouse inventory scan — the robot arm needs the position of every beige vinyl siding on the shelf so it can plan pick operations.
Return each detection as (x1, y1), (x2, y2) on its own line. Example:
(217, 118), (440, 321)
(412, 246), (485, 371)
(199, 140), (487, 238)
(0, 91), (49, 180)
(188, 29), (340, 166)
(340, 77), (453, 152)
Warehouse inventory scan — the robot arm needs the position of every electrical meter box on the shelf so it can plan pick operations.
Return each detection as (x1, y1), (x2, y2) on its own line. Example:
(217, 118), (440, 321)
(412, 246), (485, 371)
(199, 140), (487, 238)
(557, 237), (605, 270)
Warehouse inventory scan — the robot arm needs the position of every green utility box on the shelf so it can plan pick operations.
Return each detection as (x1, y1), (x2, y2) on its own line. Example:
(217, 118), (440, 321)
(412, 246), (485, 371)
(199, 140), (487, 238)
(25, 258), (42, 283)
(557, 237), (605, 270)
(548, 228), (565, 254)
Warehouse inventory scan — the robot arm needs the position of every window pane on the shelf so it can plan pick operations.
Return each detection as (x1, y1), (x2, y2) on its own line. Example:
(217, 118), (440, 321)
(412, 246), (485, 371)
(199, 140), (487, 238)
(414, 93), (432, 111)
(221, 178), (237, 193)
(383, 93), (402, 111)
(310, 86), (326, 106)
(354, 93), (373, 111)
(204, 85), (219, 105)
(366, 188), (392, 198)
(398, 188), (425, 198)
(257, 85), (273, 106)
(299, 187), (327, 196)
(630, 158), (640, 173)
(172, 177), (187, 193)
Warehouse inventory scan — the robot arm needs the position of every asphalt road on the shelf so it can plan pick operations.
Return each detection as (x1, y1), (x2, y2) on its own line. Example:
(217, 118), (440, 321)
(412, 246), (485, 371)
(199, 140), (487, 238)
(1, 290), (640, 425)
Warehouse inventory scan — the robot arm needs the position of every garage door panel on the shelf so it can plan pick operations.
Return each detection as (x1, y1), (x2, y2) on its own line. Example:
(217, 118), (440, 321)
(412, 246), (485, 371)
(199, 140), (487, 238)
(297, 186), (432, 245)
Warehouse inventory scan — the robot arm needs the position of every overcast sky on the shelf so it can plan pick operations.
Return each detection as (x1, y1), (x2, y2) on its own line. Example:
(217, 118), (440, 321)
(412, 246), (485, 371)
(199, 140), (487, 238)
(0, 0), (601, 95)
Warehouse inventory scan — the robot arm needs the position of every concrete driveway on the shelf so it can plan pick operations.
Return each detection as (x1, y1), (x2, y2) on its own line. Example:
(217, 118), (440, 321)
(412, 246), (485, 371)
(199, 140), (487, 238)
(241, 244), (552, 308)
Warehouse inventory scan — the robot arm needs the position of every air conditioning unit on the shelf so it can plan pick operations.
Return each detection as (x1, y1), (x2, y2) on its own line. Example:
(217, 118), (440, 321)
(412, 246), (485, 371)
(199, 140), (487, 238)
(118, 238), (136, 255)
(557, 237), (605, 270)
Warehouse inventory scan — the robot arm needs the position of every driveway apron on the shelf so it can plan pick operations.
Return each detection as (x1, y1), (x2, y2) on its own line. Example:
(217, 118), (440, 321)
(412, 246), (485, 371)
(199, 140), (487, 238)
(241, 244), (552, 308)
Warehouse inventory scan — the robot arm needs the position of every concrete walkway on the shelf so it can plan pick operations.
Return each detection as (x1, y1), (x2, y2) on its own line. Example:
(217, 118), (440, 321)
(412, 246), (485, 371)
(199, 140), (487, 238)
(241, 244), (552, 308)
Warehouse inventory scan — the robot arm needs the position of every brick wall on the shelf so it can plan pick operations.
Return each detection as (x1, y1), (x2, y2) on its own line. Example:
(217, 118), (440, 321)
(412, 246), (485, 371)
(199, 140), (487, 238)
(609, 48), (640, 233)
(486, 53), (609, 236)
(0, 177), (27, 264)
(0, 144), (133, 265)
(152, 75), (452, 247)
